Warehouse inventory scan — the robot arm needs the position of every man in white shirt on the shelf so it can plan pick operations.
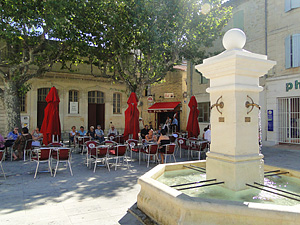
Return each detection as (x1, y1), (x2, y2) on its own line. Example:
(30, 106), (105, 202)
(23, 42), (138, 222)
(204, 125), (211, 143)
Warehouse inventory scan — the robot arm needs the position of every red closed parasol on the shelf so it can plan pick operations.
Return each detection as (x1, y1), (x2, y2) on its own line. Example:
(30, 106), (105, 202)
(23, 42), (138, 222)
(123, 92), (139, 140)
(40, 87), (61, 145)
(186, 96), (200, 138)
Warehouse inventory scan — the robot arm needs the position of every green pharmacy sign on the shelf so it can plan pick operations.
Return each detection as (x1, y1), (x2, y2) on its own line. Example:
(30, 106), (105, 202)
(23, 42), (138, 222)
(286, 80), (300, 92)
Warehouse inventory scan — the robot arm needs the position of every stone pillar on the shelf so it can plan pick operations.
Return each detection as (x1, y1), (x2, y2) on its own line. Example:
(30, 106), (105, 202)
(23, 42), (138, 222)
(195, 29), (276, 191)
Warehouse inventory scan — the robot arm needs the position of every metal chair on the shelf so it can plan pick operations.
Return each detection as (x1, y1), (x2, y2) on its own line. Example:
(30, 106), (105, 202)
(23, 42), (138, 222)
(162, 144), (176, 163)
(0, 150), (6, 179)
(141, 144), (159, 168)
(31, 148), (52, 179)
(177, 137), (189, 158)
(23, 139), (33, 161)
(94, 145), (110, 172)
(127, 139), (139, 163)
(52, 147), (73, 177)
(190, 141), (209, 160)
(80, 136), (92, 154)
(85, 141), (99, 167)
(109, 145), (129, 170)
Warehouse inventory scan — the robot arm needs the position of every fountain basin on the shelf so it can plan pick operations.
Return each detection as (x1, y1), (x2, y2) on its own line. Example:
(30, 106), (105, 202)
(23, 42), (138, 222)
(137, 161), (300, 225)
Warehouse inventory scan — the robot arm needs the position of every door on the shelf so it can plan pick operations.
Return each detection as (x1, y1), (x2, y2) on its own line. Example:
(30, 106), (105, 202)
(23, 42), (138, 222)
(37, 88), (51, 128)
(88, 91), (105, 130)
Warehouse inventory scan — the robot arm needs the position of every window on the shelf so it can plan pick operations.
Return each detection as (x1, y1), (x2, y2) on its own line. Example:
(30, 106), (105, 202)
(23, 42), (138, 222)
(38, 88), (51, 102)
(69, 90), (79, 114)
(285, 0), (300, 12)
(198, 102), (210, 123)
(233, 10), (244, 31)
(285, 34), (300, 68)
(113, 93), (121, 114)
(88, 91), (104, 104)
(196, 69), (208, 84)
(20, 94), (26, 112)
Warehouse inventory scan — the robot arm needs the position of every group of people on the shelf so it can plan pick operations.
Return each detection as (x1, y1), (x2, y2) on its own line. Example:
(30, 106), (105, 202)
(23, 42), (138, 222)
(162, 115), (178, 133)
(0, 126), (43, 160)
(69, 124), (119, 144)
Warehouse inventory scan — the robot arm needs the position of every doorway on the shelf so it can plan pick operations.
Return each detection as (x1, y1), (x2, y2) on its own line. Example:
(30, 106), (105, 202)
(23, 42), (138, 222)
(158, 112), (180, 132)
(37, 88), (51, 129)
(88, 91), (105, 130)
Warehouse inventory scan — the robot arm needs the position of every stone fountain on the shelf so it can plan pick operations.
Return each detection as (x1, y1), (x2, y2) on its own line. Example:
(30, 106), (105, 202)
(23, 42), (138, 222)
(137, 29), (300, 225)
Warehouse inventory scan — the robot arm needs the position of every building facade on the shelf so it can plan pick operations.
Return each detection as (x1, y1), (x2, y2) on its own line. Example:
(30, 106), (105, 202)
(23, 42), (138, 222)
(189, 0), (300, 145)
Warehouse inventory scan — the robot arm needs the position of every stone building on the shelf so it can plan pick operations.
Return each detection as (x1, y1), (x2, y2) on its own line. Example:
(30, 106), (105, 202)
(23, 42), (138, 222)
(0, 63), (128, 137)
(188, 0), (300, 145)
(139, 65), (188, 132)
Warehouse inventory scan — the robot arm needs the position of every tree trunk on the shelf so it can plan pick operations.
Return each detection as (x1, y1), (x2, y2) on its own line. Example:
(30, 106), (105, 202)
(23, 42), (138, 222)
(3, 80), (21, 133)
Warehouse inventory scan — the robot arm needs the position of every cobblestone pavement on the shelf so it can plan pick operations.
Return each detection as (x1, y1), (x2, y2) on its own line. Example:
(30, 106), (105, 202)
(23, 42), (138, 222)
(0, 145), (299, 225)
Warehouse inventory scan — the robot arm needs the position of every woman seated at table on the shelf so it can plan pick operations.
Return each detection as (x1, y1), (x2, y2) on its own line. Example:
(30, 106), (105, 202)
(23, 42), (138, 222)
(5, 127), (20, 148)
(12, 127), (32, 160)
(145, 129), (157, 143)
(69, 126), (77, 145)
(0, 133), (5, 150)
(157, 129), (170, 164)
(31, 127), (43, 147)
(86, 126), (96, 140)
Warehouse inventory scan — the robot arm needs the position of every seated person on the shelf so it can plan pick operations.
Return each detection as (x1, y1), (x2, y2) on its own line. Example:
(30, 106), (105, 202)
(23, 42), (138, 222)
(95, 125), (105, 143)
(157, 125), (163, 136)
(31, 127), (43, 147)
(86, 126), (96, 140)
(0, 133), (5, 150)
(69, 126), (77, 145)
(157, 129), (170, 163)
(145, 129), (157, 143)
(140, 125), (149, 139)
(5, 127), (20, 148)
(12, 127), (32, 160)
(108, 125), (118, 136)
(78, 126), (86, 136)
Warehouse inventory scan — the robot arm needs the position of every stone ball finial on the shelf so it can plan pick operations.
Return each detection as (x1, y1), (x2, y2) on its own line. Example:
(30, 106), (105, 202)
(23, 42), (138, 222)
(222, 28), (246, 50)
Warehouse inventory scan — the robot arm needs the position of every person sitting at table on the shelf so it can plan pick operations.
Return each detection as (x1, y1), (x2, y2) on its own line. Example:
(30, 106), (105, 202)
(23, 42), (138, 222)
(157, 129), (170, 164)
(12, 127), (32, 160)
(31, 127), (43, 147)
(86, 126), (96, 140)
(140, 125), (149, 139)
(5, 127), (21, 149)
(108, 125), (118, 136)
(95, 125), (105, 143)
(69, 126), (77, 146)
(145, 129), (157, 143)
(0, 133), (5, 150)
(78, 126), (86, 136)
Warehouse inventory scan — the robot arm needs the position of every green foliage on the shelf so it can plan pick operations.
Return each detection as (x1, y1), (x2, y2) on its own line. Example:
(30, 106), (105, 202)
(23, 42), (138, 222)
(71, 0), (232, 95)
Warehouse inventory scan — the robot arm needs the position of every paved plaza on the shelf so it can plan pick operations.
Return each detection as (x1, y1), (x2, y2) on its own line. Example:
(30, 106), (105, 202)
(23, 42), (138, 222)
(0, 145), (300, 225)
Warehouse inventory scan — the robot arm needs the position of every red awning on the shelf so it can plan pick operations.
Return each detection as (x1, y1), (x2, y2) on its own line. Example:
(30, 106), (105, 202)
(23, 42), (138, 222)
(148, 102), (181, 113)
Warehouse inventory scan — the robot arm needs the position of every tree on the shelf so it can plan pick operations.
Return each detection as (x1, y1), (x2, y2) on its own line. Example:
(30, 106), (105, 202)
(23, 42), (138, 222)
(76, 0), (232, 98)
(0, 0), (80, 132)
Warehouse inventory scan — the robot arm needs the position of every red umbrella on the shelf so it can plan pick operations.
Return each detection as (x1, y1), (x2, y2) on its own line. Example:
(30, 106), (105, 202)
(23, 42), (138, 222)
(123, 92), (139, 140)
(186, 96), (200, 138)
(40, 87), (61, 145)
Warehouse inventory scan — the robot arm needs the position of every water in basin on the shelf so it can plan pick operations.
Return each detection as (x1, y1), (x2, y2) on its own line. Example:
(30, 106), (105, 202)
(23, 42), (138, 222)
(157, 168), (300, 206)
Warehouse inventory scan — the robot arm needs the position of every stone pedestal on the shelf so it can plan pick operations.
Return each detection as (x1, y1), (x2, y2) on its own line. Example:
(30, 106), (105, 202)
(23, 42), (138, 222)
(195, 29), (276, 191)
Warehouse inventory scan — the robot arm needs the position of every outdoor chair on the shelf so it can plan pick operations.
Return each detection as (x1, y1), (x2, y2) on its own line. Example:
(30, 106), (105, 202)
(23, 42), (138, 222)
(52, 135), (60, 143)
(31, 147), (52, 179)
(109, 145), (129, 170)
(0, 150), (6, 179)
(85, 141), (99, 167)
(52, 147), (73, 177)
(127, 139), (140, 164)
(80, 136), (92, 154)
(141, 144), (159, 168)
(23, 139), (33, 161)
(190, 141), (209, 160)
(177, 138), (189, 158)
(162, 144), (176, 164)
(188, 138), (202, 160)
(94, 145), (110, 172)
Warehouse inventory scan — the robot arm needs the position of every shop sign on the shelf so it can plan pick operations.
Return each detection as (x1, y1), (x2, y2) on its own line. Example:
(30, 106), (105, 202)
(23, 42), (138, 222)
(70, 102), (78, 114)
(164, 93), (174, 98)
(267, 110), (273, 131)
(286, 80), (300, 92)
(147, 96), (154, 102)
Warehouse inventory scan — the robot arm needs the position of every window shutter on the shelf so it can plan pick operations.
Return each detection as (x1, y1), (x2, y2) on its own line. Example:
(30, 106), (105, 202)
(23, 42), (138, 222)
(292, 34), (300, 67)
(285, 0), (291, 12)
(291, 0), (300, 8)
(285, 36), (292, 68)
